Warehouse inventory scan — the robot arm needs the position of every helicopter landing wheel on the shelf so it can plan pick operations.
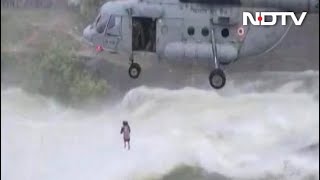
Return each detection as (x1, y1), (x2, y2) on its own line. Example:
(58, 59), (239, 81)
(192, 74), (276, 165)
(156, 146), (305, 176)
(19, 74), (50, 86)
(209, 69), (226, 89)
(128, 63), (141, 79)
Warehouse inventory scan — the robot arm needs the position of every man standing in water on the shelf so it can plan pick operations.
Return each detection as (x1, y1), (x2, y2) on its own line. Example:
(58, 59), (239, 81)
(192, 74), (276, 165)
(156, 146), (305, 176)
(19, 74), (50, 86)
(120, 121), (131, 150)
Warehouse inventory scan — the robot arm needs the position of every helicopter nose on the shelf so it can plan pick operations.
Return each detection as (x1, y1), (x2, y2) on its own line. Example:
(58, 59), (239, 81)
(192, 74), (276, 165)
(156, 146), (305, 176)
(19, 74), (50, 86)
(83, 25), (94, 43)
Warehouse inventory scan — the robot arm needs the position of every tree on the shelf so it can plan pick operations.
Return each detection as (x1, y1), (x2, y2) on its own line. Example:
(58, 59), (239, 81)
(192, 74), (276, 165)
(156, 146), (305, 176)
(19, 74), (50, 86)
(79, 0), (106, 19)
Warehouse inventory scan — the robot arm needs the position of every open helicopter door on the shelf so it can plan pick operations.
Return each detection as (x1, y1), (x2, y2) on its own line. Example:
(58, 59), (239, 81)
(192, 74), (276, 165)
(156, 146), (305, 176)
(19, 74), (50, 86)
(132, 17), (156, 52)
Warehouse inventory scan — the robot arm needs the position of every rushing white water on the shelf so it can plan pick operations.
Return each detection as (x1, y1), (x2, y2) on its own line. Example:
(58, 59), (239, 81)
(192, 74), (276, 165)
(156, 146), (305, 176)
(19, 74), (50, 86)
(1, 71), (319, 180)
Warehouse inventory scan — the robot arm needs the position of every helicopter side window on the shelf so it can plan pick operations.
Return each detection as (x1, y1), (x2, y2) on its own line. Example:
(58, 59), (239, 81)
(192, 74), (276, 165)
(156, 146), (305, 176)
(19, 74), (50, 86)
(107, 15), (116, 29)
(105, 15), (122, 36)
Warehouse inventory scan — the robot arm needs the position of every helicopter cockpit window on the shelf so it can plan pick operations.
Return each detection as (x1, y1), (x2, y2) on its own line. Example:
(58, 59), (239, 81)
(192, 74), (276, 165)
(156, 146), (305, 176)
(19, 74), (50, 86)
(95, 14), (101, 26)
(105, 15), (122, 36)
(95, 14), (108, 34)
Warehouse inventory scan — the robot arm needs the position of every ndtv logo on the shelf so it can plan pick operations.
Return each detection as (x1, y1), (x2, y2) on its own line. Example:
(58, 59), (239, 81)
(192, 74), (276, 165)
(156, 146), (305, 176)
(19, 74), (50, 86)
(243, 12), (307, 26)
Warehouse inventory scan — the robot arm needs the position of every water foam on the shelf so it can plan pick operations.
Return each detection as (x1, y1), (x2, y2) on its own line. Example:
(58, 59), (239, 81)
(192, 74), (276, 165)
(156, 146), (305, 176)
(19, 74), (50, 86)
(1, 71), (319, 180)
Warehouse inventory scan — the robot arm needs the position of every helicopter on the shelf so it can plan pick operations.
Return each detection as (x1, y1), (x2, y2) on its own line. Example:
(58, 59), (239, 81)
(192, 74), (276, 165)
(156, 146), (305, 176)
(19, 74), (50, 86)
(83, 0), (319, 89)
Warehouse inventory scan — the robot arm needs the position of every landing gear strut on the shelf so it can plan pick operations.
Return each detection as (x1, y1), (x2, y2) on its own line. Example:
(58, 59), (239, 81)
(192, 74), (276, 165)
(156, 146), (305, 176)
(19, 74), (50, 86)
(209, 29), (226, 89)
(128, 54), (141, 79)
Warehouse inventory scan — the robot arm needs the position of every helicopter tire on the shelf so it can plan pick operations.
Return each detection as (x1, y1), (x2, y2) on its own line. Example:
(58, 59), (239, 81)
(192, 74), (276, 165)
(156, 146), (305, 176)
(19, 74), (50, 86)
(128, 63), (141, 79)
(209, 69), (226, 89)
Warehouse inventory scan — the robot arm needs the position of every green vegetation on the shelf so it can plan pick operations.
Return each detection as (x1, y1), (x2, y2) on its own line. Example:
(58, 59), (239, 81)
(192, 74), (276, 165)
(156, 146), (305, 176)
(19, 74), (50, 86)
(2, 44), (109, 106)
(37, 44), (108, 105)
(154, 165), (230, 180)
(1, 10), (34, 46)
(159, 165), (207, 180)
(1, 9), (110, 106)
(79, 0), (104, 20)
